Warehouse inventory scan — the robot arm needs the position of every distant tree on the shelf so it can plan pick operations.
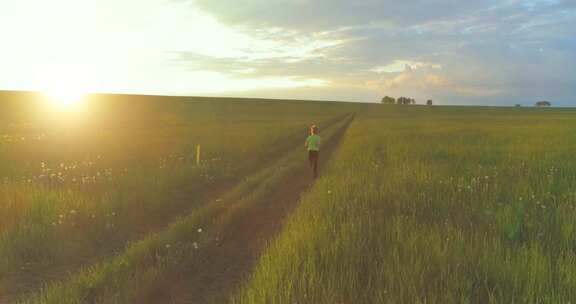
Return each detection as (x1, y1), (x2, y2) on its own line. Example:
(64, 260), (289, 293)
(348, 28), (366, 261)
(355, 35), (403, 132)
(535, 101), (551, 107)
(397, 97), (413, 105)
(427, 99), (433, 106)
(515, 104), (521, 107)
(381, 96), (396, 104)
(383, 96), (418, 105)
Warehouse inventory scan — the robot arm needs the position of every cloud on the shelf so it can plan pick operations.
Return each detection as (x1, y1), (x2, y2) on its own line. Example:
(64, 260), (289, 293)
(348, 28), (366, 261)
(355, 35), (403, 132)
(174, 0), (576, 104)
(371, 60), (442, 74)
(191, 0), (498, 32)
(367, 64), (502, 100)
(1, 0), (573, 104)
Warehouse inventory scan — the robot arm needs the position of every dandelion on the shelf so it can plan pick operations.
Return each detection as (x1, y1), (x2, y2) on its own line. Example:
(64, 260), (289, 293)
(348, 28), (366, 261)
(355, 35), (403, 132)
(328, 190), (332, 194)
(165, 244), (171, 249)
(70, 209), (77, 215)
(198, 228), (203, 233)
(193, 242), (199, 249)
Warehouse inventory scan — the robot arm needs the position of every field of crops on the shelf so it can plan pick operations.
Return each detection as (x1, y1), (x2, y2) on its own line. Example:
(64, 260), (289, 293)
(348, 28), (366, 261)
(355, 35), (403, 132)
(3, 92), (576, 303)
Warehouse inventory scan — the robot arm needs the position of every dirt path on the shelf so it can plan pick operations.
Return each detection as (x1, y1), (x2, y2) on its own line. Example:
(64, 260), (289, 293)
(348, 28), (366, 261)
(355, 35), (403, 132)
(141, 115), (354, 304)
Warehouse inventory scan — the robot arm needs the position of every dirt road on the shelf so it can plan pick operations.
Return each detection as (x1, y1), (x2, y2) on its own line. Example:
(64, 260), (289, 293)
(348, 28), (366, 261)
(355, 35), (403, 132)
(140, 115), (354, 304)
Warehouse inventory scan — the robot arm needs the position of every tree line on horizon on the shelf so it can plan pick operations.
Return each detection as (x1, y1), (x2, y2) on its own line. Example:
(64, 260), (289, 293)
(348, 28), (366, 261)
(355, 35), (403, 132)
(382, 96), (553, 107)
(381, 96), (433, 105)
(534, 100), (551, 107)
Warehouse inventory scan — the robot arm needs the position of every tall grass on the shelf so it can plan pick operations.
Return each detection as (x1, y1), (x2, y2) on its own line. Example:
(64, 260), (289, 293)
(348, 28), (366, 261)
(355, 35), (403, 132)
(235, 105), (576, 303)
(20, 114), (354, 304)
(0, 93), (360, 300)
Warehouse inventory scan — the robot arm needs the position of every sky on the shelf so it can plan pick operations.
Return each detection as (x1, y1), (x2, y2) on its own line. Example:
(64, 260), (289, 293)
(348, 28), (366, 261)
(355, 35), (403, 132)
(0, 0), (575, 105)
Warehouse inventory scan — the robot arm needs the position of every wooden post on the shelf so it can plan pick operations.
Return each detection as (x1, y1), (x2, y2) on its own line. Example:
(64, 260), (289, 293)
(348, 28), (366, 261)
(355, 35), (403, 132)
(196, 144), (201, 166)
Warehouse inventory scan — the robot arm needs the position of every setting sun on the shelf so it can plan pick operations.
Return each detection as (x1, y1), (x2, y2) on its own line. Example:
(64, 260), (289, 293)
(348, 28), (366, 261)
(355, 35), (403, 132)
(42, 87), (87, 108)
(34, 61), (96, 109)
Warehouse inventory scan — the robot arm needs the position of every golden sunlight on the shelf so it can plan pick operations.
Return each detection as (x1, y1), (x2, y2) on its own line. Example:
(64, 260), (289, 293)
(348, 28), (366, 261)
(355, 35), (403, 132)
(34, 61), (96, 109)
(43, 87), (87, 108)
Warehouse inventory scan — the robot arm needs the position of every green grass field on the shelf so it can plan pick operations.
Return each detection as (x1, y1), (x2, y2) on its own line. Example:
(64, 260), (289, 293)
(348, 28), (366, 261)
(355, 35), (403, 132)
(0, 91), (358, 302)
(235, 105), (576, 303)
(2, 91), (576, 303)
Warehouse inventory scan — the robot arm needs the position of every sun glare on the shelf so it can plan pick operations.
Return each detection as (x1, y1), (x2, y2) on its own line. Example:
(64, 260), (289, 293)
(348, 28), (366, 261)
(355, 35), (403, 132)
(43, 87), (86, 108)
(34, 61), (96, 109)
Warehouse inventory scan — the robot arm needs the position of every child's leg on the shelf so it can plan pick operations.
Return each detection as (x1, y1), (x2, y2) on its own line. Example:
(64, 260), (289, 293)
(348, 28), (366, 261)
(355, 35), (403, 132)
(313, 151), (319, 178)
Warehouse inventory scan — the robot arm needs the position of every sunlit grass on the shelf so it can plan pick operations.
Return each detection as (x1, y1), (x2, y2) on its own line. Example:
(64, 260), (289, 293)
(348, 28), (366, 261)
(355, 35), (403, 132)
(235, 106), (576, 303)
(0, 94), (359, 301)
(19, 112), (353, 304)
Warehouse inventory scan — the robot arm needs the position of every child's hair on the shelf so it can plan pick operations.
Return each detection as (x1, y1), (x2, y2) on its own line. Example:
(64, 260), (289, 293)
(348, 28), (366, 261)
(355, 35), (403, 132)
(310, 124), (318, 134)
